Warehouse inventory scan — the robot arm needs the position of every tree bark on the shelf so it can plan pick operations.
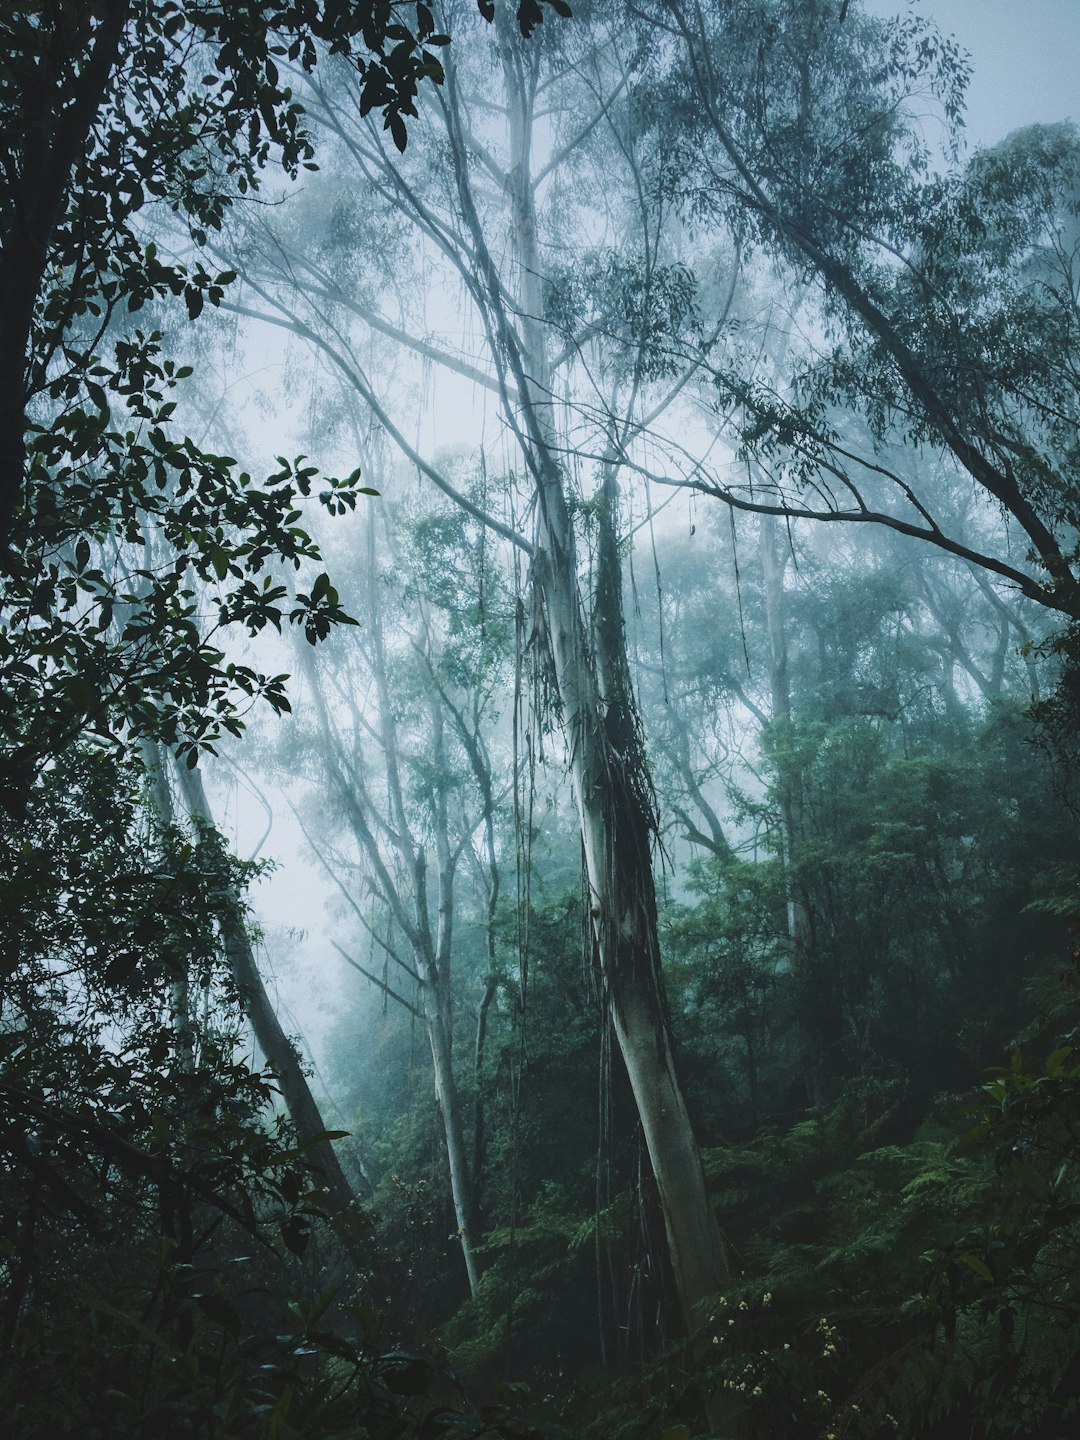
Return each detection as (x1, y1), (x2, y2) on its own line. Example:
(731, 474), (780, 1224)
(759, 516), (821, 1107)
(0, 3), (131, 547)
(139, 739), (194, 1072)
(443, 32), (730, 1336)
(171, 758), (360, 1223)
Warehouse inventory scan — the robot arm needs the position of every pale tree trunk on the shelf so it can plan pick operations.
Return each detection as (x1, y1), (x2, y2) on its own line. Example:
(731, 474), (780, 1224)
(363, 511), (481, 1295)
(583, 463), (729, 1334)
(139, 739), (194, 1072)
(439, 35), (730, 1338)
(425, 704), (482, 1296)
(473, 975), (497, 1192)
(413, 600), (501, 1202)
(759, 516), (800, 928)
(759, 516), (822, 1108)
(668, 712), (738, 863)
(296, 512), (482, 1295)
(469, 773), (498, 1197)
(171, 758), (360, 1224)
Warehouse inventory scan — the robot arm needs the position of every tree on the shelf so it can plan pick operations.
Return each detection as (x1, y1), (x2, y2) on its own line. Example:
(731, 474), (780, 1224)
(0, 0), (571, 544)
(0, 8), (435, 1417)
(0, 2), (576, 801)
(0, 0), (573, 1297)
(0, 739), (374, 1436)
(631, 0), (1080, 621)
(225, 4), (737, 1349)
(248, 460), (514, 1298)
(171, 757), (364, 1227)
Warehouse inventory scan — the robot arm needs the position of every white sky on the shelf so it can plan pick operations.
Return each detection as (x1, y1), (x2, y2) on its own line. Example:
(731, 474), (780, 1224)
(868, 0), (1080, 144)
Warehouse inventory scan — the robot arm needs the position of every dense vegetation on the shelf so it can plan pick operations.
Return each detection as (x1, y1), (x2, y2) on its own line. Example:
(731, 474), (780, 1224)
(3, 3), (1080, 1438)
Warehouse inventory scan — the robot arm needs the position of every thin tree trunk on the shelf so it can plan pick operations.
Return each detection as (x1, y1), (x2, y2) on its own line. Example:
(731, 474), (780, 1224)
(294, 513), (482, 1295)
(367, 514), (481, 1295)
(426, 994), (480, 1293)
(446, 36), (730, 1337)
(171, 759), (359, 1222)
(140, 739), (194, 1072)
(473, 976), (497, 1196)
(760, 516), (821, 1108)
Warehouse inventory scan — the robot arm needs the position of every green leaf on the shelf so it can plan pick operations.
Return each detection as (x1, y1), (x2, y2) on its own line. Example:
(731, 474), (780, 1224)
(1046, 1045), (1073, 1077)
(1010, 1156), (1050, 1195)
(303, 1129), (350, 1145)
(280, 1215), (309, 1258)
(958, 1253), (993, 1281)
(269, 1385), (293, 1440)
(954, 1119), (990, 1153)
(207, 544), (229, 580)
(194, 1291), (242, 1331)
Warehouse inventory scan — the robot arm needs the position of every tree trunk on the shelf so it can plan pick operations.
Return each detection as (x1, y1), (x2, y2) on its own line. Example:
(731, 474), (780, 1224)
(426, 699), (482, 1295)
(425, 993), (480, 1294)
(295, 514), (482, 1295)
(759, 516), (822, 1108)
(466, 36), (730, 1336)
(171, 759), (359, 1222)
(473, 976), (497, 1198)
(0, 3), (131, 547)
(139, 739), (194, 1072)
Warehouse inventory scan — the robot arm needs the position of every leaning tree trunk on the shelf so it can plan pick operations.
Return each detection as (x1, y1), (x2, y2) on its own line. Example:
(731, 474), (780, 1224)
(172, 759), (360, 1223)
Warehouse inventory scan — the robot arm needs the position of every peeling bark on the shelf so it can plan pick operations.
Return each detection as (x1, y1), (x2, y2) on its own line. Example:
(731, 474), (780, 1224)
(446, 33), (732, 1336)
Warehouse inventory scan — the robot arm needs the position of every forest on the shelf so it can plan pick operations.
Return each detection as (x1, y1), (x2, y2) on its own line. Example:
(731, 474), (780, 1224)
(3, 2), (1080, 1436)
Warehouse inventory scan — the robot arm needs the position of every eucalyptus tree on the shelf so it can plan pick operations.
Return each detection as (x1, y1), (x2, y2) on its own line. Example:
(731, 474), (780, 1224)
(280, 474), (513, 1297)
(630, 0), (1080, 622)
(631, 476), (1058, 1117)
(227, 0), (742, 1337)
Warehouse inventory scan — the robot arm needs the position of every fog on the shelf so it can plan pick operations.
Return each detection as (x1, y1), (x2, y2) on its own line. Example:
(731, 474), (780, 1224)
(6, 3), (1080, 1436)
(226, 0), (1080, 1087)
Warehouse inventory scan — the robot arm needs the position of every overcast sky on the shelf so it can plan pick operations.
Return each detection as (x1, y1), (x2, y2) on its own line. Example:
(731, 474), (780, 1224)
(868, 0), (1080, 145)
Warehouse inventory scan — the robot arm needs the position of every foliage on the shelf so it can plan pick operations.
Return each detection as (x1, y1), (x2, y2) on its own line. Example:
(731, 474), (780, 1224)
(624, 0), (1080, 617)
(6, 2), (1080, 1437)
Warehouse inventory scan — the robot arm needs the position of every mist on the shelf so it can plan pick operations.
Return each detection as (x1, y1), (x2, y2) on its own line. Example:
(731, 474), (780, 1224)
(4, 3), (1080, 1437)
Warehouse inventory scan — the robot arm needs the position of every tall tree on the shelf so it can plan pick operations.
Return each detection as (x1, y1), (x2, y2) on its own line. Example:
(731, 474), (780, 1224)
(285, 490), (509, 1296)
(229, 5), (736, 1341)
(635, 0), (1080, 619)
(172, 758), (362, 1228)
